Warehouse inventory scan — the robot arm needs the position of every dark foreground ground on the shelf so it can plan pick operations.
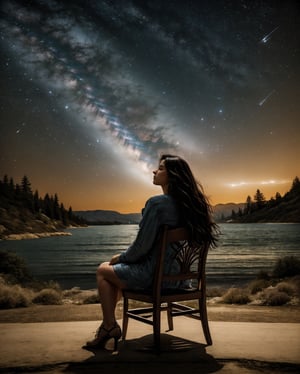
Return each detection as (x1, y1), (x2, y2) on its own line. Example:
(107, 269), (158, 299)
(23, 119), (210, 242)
(0, 304), (300, 373)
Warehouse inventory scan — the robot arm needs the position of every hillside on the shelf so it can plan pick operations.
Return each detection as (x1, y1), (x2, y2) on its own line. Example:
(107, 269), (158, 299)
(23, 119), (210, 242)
(74, 210), (141, 224)
(213, 203), (245, 222)
(228, 177), (300, 223)
(0, 175), (86, 239)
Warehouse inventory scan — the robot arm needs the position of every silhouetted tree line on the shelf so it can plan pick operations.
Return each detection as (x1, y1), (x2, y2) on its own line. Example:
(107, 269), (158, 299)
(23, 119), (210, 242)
(0, 174), (85, 226)
(229, 176), (300, 221)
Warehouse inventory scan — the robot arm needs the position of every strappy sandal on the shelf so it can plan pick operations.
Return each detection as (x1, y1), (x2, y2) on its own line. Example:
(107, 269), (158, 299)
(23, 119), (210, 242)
(85, 322), (121, 350)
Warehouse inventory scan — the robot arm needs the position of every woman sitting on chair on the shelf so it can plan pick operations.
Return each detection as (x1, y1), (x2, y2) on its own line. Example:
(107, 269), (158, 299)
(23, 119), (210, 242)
(86, 154), (218, 349)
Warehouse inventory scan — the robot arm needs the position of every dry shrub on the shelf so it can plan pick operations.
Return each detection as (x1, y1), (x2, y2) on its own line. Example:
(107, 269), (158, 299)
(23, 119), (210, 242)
(260, 288), (291, 306)
(63, 287), (82, 297)
(207, 287), (226, 297)
(287, 276), (300, 295)
(248, 279), (271, 295)
(82, 293), (99, 304)
(0, 250), (33, 285)
(32, 288), (62, 305)
(42, 280), (61, 291)
(222, 287), (250, 305)
(0, 283), (32, 309)
(272, 256), (300, 278)
(275, 282), (297, 296)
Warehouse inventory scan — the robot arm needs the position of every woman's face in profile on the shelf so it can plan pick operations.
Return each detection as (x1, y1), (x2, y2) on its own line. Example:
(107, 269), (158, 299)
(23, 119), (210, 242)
(153, 160), (169, 187)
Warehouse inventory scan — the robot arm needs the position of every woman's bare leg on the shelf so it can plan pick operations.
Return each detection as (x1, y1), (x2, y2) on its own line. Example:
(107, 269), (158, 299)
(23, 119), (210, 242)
(96, 262), (125, 329)
(86, 262), (125, 347)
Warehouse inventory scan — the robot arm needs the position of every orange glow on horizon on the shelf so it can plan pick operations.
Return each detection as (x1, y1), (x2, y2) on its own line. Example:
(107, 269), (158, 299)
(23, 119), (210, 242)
(42, 179), (294, 213)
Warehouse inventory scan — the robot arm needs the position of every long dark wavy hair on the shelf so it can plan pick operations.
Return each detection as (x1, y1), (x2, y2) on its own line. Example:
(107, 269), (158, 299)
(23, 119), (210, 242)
(160, 154), (219, 248)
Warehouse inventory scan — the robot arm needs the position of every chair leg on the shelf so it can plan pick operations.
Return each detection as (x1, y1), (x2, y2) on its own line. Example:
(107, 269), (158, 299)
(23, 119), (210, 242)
(122, 297), (129, 340)
(153, 302), (161, 353)
(167, 302), (174, 330)
(199, 298), (212, 345)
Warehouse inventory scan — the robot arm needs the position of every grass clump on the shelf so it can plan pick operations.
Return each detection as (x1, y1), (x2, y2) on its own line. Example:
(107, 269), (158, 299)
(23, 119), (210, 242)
(82, 293), (99, 304)
(221, 287), (250, 305)
(207, 287), (226, 298)
(63, 287), (82, 297)
(275, 281), (297, 296)
(0, 282), (32, 309)
(248, 279), (271, 295)
(272, 256), (300, 278)
(260, 288), (291, 306)
(32, 288), (62, 305)
(0, 250), (33, 285)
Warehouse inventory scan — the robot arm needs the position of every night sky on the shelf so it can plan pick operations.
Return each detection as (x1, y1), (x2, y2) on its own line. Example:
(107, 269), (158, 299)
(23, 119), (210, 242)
(1, 0), (299, 212)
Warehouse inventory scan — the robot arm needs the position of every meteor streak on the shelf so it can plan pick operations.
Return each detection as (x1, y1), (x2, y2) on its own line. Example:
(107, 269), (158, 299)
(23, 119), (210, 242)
(259, 90), (275, 107)
(260, 26), (279, 44)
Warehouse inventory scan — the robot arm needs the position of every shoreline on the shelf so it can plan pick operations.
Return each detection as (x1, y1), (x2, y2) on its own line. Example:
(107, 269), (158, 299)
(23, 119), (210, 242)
(2, 231), (72, 240)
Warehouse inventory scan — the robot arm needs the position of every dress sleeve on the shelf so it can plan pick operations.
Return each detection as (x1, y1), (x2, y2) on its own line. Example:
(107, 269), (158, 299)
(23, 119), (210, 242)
(118, 197), (161, 263)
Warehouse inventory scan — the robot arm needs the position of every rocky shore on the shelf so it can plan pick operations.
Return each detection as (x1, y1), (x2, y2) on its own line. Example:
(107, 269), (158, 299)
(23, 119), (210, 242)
(3, 231), (72, 240)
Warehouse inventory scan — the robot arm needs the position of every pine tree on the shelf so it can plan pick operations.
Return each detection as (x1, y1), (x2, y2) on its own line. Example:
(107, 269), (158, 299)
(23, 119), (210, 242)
(68, 207), (73, 221)
(244, 195), (252, 214)
(254, 189), (266, 209)
(33, 190), (40, 213)
(291, 176), (300, 194)
(44, 193), (54, 218)
(9, 177), (15, 191)
(21, 175), (32, 195)
(21, 175), (34, 212)
(53, 193), (61, 220)
(60, 203), (69, 225)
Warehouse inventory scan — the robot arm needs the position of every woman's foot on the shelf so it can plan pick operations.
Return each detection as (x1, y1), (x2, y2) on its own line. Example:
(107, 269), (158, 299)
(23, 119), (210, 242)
(85, 322), (121, 350)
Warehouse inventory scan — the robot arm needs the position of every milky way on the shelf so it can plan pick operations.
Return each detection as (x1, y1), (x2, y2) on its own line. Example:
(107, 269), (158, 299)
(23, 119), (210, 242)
(1, 0), (299, 210)
(1, 0), (182, 170)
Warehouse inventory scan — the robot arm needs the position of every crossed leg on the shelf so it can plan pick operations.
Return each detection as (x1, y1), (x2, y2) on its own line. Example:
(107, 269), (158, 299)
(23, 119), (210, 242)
(96, 262), (126, 329)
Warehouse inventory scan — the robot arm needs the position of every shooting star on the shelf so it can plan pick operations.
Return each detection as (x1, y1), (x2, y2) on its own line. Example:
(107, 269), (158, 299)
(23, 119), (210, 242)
(260, 26), (279, 44)
(259, 90), (276, 107)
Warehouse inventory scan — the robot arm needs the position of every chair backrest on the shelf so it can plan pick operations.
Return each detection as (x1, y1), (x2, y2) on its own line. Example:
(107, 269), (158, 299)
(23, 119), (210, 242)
(153, 225), (209, 297)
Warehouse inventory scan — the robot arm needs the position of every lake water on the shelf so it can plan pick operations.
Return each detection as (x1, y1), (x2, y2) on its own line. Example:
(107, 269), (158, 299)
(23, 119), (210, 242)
(1, 223), (299, 289)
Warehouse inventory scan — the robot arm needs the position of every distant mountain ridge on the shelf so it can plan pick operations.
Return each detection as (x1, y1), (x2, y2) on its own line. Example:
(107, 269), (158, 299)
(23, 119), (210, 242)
(213, 203), (245, 221)
(74, 203), (244, 224)
(74, 210), (142, 224)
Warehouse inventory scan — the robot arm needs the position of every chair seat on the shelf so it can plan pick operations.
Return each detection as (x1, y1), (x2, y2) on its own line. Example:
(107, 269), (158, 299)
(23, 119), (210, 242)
(124, 287), (199, 296)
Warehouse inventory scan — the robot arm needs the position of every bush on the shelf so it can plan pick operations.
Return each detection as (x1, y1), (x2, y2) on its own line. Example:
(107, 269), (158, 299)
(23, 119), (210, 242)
(0, 250), (32, 285)
(32, 288), (62, 305)
(272, 256), (300, 278)
(260, 289), (291, 306)
(289, 275), (300, 295)
(207, 287), (226, 298)
(82, 293), (100, 304)
(222, 288), (250, 304)
(63, 287), (82, 297)
(248, 279), (271, 295)
(275, 282), (297, 296)
(0, 283), (32, 309)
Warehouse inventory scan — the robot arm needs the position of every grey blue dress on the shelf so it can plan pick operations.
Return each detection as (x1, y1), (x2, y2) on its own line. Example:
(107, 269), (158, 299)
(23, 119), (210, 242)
(113, 194), (181, 289)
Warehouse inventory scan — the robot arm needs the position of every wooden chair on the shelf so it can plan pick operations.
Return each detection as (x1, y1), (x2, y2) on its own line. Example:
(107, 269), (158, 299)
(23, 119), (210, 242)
(122, 225), (212, 352)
